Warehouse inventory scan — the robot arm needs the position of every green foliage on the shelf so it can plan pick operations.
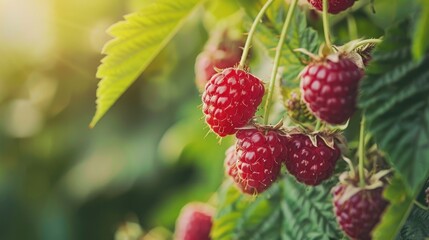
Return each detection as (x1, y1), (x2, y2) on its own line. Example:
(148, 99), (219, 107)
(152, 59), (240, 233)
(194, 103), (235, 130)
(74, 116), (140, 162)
(212, 177), (343, 240)
(372, 175), (414, 240)
(359, 20), (429, 194)
(238, 0), (320, 90)
(90, 0), (202, 127)
(412, 1), (429, 60)
(397, 207), (429, 240)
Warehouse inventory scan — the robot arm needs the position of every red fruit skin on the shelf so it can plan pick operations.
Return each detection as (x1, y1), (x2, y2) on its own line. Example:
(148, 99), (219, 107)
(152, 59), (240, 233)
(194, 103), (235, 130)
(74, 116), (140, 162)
(307, 0), (356, 14)
(333, 185), (389, 240)
(301, 56), (363, 124)
(202, 68), (265, 137)
(195, 42), (242, 91)
(285, 134), (340, 185)
(175, 203), (214, 240)
(232, 129), (285, 194)
(224, 146), (246, 192)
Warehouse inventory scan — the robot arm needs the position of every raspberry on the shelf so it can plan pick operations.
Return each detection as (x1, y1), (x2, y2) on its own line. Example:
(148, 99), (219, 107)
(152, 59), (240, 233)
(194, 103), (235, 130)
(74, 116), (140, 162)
(307, 0), (356, 14)
(333, 184), (388, 240)
(300, 55), (363, 124)
(202, 68), (265, 137)
(175, 202), (214, 240)
(224, 146), (240, 183)
(195, 37), (243, 91)
(285, 90), (316, 124)
(228, 128), (285, 194)
(284, 133), (340, 185)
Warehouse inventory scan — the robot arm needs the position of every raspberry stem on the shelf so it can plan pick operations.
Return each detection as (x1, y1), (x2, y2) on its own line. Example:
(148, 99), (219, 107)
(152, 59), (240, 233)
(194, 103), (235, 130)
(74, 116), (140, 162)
(358, 116), (366, 187)
(347, 14), (358, 40)
(414, 200), (429, 211)
(263, 0), (299, 125)
(238, 0), (275, 69)
(322, 0), (333, 50)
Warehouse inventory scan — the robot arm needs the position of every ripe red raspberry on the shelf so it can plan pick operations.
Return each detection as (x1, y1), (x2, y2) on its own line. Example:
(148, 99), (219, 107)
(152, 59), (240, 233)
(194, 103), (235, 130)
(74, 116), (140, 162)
(202, 68), (265, 137)
(307, 0), (356, 14)
(224, 146), (246, 192)
(175, 202), (214, 240)
(195, 38), (243, 91)
(300, 55), (364, 124)
(228, 128), (286, 194)
(333, 184), (389, 240)
(284, 133), (340, 185)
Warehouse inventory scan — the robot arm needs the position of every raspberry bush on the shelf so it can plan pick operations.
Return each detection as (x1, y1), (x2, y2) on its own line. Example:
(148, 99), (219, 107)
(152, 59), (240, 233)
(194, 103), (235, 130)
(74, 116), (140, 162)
(92, 0), (429, 239)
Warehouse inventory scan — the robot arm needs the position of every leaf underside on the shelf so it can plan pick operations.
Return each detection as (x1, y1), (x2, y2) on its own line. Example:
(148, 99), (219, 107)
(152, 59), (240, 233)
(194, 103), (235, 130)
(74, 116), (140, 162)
(359, 20), (429, 194)
(212, 177), (343, 240)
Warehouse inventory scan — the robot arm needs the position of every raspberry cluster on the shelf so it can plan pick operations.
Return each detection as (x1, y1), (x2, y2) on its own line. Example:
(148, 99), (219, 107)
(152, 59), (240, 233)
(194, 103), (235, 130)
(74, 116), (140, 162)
(190, 14), (386, 239)
(224, 128), (341, 194)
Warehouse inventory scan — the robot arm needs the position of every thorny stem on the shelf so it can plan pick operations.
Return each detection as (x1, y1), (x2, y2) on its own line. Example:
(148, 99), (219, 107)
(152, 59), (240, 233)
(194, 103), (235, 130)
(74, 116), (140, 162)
(358, 116), (366, 187)
(263, 0), (299, 125)
(238, 0), (275, 69)
(322, 0), (333, 51)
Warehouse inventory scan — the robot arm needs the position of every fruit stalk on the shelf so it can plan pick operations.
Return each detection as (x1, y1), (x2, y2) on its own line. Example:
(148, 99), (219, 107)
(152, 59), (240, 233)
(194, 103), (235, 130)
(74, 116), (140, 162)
(238, 0), (275, 69)
(322, 0), (332, 50)
(263, 0), (299, 125)
(358, 116), (366, 187)
(347, 14), (358, 40)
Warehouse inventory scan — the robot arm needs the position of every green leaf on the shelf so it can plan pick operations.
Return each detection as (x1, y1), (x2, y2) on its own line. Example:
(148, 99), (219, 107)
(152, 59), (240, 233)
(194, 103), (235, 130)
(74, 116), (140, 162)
(212, 177), (343, 240)
(90, 0), (202, 127)
(412, 1), (429, 60)
(372, 175), (414, 240)
(398, 207), (429, 240)
(359, 20), (429, 194)
(238, 0), (320, 91)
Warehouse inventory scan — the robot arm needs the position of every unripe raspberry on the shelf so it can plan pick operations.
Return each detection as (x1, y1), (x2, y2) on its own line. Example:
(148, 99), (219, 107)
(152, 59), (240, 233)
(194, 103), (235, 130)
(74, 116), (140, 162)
(285, 91), (316, 124)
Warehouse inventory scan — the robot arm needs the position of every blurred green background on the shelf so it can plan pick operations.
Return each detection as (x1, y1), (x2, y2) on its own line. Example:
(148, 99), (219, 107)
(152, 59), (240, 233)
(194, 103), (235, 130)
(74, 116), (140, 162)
(0, 0), (233, 239)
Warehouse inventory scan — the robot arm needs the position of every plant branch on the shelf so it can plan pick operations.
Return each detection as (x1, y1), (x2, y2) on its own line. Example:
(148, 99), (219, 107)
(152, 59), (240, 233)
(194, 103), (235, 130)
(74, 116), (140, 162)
(238, 0), (275, 69)
(322, 0), (333, 50)
(359, 116), (366, 187)
(263, 0), (299, 124)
